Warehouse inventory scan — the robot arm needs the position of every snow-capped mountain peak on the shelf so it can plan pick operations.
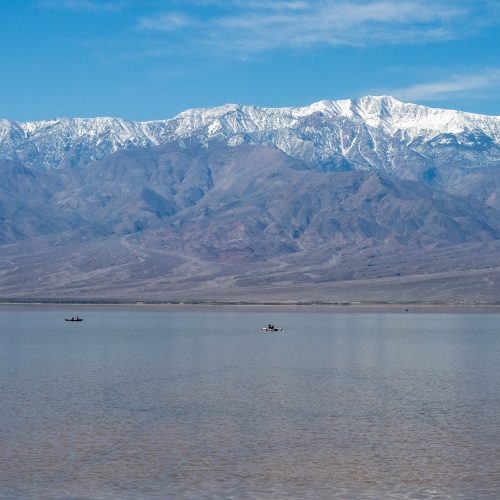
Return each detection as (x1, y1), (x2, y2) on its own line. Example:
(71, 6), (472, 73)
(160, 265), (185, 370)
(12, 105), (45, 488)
(0, 96), (499, 170)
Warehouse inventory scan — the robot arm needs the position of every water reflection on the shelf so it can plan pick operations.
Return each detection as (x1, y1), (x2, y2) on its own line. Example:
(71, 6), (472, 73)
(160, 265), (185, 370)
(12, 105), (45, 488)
(0, 309), (499, 498)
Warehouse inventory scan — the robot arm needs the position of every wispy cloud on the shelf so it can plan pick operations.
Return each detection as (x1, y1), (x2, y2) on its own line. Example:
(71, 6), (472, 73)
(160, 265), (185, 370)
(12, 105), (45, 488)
(392, 69), (500, 101)
(138, 12), (194, 32)
(136, 0), (489, 55)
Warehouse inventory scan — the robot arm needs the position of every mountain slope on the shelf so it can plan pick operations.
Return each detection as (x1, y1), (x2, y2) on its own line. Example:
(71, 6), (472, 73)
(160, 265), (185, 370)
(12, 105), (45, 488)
(1, 98), (500, 302)
(0, 140), (499, 301)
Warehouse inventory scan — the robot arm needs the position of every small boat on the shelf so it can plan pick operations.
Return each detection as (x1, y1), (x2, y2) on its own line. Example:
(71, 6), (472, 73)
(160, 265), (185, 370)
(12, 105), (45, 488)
(65, 317), (83, 322)
(261, 324), (283, 332)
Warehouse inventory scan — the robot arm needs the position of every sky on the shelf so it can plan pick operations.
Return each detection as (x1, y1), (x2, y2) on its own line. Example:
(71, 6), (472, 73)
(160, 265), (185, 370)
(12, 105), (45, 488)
(0, 0), (499, 121)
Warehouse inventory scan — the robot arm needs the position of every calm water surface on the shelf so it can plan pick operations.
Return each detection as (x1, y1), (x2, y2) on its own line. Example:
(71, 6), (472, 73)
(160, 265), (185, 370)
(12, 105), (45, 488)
(0, 308), (499, 499)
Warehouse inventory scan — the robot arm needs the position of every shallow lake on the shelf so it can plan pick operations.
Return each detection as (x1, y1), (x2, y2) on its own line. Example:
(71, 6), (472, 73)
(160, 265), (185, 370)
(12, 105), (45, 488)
(1, 307), (499, 499)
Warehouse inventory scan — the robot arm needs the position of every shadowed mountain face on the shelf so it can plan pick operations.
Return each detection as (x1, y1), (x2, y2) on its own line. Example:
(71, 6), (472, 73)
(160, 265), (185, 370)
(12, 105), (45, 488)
(1, 138), (500, 302)
(1, 97), (500, 302)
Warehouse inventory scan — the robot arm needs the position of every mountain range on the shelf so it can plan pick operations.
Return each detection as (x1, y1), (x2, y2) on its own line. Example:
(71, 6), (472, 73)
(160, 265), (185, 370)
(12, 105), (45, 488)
(1, 96), (499, 303)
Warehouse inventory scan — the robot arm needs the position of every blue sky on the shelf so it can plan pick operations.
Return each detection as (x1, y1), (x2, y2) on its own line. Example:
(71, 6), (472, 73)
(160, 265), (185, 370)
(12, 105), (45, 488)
(1, 0), (499, 121)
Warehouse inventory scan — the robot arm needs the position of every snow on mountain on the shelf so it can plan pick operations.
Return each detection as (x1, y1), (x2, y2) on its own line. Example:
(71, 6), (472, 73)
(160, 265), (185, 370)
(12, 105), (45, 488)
(168, 96), (500, 140)
(320, 96), (500, 138)
(1, 96), (499, 170)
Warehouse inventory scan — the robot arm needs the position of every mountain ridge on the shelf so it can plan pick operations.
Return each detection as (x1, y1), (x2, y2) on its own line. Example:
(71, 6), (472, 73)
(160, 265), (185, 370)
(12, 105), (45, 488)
(1, 96), (499, 170)
(4, 95), (500, 131)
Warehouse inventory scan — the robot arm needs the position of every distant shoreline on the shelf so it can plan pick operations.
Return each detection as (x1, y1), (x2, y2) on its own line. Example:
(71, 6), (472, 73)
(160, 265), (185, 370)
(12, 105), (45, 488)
(1, 298), (500, 313)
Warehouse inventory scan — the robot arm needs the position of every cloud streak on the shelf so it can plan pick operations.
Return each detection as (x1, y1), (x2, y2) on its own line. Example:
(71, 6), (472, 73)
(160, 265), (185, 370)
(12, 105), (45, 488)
(392, 69), (500, 101)
(138, 12), (194, 32)
(137, 0), (489, 55)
